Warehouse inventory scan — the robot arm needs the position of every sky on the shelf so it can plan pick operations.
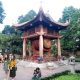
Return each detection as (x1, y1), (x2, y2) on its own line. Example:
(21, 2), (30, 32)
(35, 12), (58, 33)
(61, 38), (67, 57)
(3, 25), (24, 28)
(0, 0), (80, 31)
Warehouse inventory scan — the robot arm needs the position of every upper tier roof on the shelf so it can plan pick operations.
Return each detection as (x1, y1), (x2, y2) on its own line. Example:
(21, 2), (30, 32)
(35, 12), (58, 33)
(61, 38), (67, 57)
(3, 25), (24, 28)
(13, 7), (69, 31)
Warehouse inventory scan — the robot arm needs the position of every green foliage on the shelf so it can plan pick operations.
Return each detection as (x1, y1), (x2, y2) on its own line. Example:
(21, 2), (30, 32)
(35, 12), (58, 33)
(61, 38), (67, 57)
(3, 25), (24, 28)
(2, 25), (15, 34)
(0, 10), (36, 55)
(1, 25), (22, 54)
(41, 70), (69, 80)
(59, 6), (80, 52)
(75, 70), (80, 73)
(59, 6), (78, 22)
(0, 1), (5, 23)
(0, 33), (10, 50)
(54, 73), (80, 80)
(75, 58), (80, 62)
(18, 10), (36, 23)
(41, 70), (80, 80)
(51, 41), (57, 55)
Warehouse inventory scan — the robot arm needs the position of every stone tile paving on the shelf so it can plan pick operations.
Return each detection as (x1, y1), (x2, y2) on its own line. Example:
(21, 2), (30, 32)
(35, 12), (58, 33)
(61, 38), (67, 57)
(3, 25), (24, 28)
(0, 62), (80, 80)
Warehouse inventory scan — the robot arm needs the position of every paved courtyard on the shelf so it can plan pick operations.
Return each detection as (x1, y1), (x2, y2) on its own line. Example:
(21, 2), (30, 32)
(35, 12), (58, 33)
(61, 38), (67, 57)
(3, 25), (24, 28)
(0, 61), (80, 80)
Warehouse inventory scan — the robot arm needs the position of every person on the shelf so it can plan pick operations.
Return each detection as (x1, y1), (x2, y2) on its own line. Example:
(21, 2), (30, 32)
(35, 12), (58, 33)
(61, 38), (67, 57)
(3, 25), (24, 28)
(32, 67), (41, 80)
(0, 53), (3, 63)
(9, 55), (17, 80)
(32, 70), (38, 80)
(3, 54), (10, 80)
(36, 67), (41, 79)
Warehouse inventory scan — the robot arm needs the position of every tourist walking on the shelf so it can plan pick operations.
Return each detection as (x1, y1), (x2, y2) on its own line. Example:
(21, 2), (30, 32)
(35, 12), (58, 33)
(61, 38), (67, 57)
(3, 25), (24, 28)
(9, 55), (17, 80)
(3, 54), (10, 80)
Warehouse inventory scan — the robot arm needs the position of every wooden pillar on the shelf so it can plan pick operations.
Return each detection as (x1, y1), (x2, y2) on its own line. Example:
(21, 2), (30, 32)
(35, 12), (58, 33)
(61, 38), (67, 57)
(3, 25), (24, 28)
(36, 25), (44, 60)
(28, 41), (32, 57)
(39, 25), (44, 59)
(57, 38), (61, 59)
(23, 38), (26, 59)
(39, 35), (43, 58)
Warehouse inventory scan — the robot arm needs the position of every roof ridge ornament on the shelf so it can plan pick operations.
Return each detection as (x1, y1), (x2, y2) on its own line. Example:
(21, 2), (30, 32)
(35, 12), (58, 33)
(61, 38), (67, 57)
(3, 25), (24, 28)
(13, 5), (69, 30)
(39, 0), (44, 21)
(39, 0), (43, 12)
(40, 0), (43, 8)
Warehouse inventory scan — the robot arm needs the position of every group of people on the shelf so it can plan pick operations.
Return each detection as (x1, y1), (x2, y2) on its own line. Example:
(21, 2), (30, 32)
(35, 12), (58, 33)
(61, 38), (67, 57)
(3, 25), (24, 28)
(3, 54), (17, 80)
(1, 53), (42, 80)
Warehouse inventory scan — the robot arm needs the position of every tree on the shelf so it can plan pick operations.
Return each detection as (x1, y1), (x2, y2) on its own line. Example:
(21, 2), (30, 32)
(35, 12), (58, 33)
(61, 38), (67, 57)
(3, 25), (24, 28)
(0, 33), (10, 52)
(17, 10), (36, 23)
(0, 10), (36, 54)
(2, 25), (15, 34)
(2, 25), (22, 53)
(0, 1), (5, 23)
(59, 6), (80, 53)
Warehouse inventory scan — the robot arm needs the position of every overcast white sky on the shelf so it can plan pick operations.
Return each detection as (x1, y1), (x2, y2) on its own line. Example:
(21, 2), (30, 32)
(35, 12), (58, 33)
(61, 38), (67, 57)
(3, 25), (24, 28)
(0, 0), (80, 31)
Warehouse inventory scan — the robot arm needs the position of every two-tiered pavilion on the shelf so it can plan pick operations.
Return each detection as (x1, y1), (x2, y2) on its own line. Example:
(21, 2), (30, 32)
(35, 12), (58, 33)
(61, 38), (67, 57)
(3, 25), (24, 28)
(13, 8), (69, 61)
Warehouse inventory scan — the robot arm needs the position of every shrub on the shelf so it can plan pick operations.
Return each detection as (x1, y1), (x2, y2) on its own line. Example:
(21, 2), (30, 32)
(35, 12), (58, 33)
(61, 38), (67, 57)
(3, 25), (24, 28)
(41, 70), (80, 80)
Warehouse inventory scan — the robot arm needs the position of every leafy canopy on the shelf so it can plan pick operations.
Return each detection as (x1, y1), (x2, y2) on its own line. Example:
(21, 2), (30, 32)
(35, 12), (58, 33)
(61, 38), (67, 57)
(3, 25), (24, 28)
(17, 10), (36, 23)
(0, 1), (5, 23)
(59, 6), (80, 52)
(0, 10), (36, 54)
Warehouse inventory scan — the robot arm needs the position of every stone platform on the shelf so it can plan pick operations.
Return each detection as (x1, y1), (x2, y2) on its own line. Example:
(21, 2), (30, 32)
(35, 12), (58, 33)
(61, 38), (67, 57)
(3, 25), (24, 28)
(17, 60), (59, 69)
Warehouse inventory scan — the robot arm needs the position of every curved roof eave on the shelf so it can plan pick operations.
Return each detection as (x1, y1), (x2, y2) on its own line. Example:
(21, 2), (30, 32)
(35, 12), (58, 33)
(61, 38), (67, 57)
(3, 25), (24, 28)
(13, 21), (29, 27)
(43, 13), (70, 27)
(13, 7), (69, 30)
(51, 20), (70, 27)
(13, 8), (42, 29)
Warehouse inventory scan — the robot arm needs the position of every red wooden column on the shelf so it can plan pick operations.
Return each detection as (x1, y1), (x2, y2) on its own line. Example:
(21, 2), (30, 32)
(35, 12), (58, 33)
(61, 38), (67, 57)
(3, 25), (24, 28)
(39, 34), (43, 58)
(22, 38), (26, 59)
(57, 38), (61, 60)
(37, 25), (44, 59)
(22, 32), (27, 59)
